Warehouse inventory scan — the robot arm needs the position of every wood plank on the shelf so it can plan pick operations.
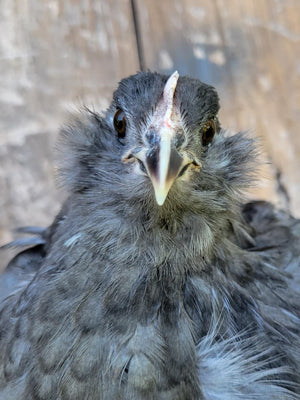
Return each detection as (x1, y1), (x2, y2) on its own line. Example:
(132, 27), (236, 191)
(215, 0), (300, 214)
(0, 0), (139, 265)
(135, 0), (300, 216)
(134, 0), (240, 123)
(0, 0), (139, 146)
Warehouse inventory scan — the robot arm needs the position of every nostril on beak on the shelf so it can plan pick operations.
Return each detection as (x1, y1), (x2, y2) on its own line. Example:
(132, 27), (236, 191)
(145, 129), (160, 146)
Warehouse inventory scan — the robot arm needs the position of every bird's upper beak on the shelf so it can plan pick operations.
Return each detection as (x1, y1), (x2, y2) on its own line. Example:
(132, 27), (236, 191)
(143, 125), (187, 206)
(133, 71), (200, 206)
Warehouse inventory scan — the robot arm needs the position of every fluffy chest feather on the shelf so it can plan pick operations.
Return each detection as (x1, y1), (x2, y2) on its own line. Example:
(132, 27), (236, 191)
(2, 261), (296, 400)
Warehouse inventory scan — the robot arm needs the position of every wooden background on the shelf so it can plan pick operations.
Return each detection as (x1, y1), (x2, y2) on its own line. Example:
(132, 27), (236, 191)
(0, 0), (300, 268)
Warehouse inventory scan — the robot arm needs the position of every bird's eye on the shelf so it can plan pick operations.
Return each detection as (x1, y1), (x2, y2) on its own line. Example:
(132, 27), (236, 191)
(202, 119), (216, 146)
(113, 109), (127, 139)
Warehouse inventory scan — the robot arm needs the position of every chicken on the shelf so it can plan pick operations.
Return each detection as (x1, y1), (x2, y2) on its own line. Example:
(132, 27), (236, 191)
(0, 71), (299, 400)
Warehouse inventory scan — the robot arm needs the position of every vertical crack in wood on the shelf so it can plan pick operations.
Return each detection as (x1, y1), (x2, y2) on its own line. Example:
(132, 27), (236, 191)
(130, 0), (146, 71)
(211, 0), (240, 126)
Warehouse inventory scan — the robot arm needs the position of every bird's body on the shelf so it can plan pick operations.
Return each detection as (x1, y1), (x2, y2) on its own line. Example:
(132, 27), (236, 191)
(0, 72), (299, 399)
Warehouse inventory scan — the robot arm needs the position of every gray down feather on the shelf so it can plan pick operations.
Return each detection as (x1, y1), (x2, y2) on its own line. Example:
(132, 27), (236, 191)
(0, 71), (299, 400)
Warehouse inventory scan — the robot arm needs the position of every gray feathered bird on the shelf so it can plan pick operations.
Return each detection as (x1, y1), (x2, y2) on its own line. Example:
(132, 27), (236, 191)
(0, 71), (300, 400)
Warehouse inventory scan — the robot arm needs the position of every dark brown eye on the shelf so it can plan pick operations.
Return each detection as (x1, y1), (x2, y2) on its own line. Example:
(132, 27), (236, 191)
(202, 119), (216, 146)
(113, 109), (126, 139)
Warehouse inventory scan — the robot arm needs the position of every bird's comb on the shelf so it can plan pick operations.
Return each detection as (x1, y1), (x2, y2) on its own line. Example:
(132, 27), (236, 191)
(162, 71), (179, 127)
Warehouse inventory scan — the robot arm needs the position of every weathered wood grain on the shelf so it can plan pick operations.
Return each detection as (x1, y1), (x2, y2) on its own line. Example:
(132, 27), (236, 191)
(134, 0), (300, 216)
(1, 0), (300, 271)
(0, 0), (139, 260)
(215, 0), (300, 213)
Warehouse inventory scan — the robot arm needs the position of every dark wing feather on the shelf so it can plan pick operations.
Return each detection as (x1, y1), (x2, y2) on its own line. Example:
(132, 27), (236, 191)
(0, 201), (70, 301)
(0, 244), (46, 302)
(243, 201), (300, 291)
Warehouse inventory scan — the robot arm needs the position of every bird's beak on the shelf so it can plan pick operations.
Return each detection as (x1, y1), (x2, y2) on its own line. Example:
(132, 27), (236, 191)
(144, 128), (188, 206)
(133, 71), (200, 206)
